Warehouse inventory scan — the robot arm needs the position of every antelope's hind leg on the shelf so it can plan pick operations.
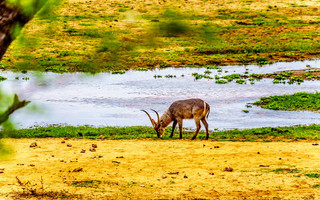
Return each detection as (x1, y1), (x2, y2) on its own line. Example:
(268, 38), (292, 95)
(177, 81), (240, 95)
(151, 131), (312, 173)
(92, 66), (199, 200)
(170, 120), (177, 138)
(201, 118), (209, 140)
(191, 119), (201, 140)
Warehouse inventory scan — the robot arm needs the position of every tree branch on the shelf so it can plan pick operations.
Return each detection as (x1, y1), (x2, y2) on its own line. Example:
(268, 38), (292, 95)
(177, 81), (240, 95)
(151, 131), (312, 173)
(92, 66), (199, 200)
(0, 94), (30, 124)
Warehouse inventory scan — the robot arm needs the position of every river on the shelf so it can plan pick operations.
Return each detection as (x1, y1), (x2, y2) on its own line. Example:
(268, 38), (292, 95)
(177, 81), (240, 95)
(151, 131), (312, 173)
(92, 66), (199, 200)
(1, 60), (320, 130)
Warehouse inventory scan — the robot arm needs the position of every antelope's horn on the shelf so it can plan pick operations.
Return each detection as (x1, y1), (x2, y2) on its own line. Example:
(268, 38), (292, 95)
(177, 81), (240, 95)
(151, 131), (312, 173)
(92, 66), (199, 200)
(151, 109), (160, 124)
(141, 110), (157, 128)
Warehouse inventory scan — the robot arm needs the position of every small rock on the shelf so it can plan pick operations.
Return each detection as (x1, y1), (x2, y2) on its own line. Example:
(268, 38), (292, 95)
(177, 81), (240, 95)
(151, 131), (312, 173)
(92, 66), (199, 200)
(80, 149), (86, 153)
(72, 167), (83, 172)
(209, 172), (214, 175)
(312, 143), (319, 146)
(60, 160), (64, 162)
(162, 175), (167, 179)
(224, 167), (233, 172)
(112, 161), (120, 164)
(116, 156), (124, 158)
(61, 140), (66, 144)
(184, 175), (188, 178)
(168, 171), (179, 175)
(89, 147), (96, 152)
(51, 155), (55, 157)
(67, 143), (72, 147)
(259, 165), (270, 167)
(92, 144), (98, 148)
(214, 146), (220, 149)
(279, 158), (282, 160)
(0, 168), (4, 173)
(257, 152), (260, 154)
(98, 155), (103, 158)
(64, 138), (68, 140)
(30, 142), (37, 148)
(29, 164), (35, 167)
(17, 164), (24, 166)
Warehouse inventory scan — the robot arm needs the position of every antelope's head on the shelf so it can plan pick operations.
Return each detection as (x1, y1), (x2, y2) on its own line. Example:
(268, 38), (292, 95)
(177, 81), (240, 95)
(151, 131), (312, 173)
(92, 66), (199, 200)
(141, 109), (165, 138)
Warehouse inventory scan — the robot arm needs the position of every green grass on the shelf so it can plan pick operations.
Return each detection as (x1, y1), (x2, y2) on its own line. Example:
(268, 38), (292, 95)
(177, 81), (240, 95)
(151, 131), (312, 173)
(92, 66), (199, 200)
(71, 180), (102, 188)
(2, 124), (320, 141)
(305, 173), (320, 178)
(272, 168), (300, 174)
(253, 92), (320, 111)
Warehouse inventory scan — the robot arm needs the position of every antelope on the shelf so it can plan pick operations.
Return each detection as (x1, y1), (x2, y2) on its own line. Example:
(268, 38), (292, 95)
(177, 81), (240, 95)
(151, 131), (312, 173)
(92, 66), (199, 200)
(142, 98), (210, 140)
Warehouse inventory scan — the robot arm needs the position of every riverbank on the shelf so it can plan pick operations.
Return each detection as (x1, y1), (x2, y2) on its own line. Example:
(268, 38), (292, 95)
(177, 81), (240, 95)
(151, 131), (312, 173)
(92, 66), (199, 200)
(2, 124), (320, 141)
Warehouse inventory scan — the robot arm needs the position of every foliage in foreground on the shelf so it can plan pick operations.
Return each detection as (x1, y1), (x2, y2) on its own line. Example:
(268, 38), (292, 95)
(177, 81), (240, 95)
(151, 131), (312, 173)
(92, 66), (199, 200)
(2, 124), (320, 141)
(253, 92), (320, 111)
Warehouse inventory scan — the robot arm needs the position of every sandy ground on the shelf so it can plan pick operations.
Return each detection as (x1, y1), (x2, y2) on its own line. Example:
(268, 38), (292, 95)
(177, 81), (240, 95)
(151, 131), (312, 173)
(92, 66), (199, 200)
(0, 138), (320, 199)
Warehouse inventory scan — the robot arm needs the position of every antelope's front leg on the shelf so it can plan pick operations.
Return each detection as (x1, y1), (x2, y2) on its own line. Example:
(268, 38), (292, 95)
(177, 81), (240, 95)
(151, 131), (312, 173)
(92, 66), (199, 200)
(178, 120), (183, 139)
(170, 120), (177, 138)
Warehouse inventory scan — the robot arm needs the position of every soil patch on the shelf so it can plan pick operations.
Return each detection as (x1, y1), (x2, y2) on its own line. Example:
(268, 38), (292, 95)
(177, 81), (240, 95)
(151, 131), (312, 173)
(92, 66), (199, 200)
(1, 138), (320, 199)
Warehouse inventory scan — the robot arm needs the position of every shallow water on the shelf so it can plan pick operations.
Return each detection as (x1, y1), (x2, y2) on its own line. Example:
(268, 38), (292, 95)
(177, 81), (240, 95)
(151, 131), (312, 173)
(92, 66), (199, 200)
(1, 60), (320, 130)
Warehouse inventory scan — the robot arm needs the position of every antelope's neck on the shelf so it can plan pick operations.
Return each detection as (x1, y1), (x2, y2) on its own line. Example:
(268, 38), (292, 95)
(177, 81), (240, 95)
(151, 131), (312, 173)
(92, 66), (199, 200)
(160, 110), (172, 128)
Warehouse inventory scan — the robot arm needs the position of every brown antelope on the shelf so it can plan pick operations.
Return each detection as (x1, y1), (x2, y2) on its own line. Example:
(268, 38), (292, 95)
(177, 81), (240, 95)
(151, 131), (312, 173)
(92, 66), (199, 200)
(142, 98), (210, 140)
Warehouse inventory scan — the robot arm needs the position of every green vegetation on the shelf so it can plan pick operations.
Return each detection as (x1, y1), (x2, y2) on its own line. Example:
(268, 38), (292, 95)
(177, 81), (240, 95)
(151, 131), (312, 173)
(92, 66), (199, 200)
(272, 168), (300, 174)
(0, 76), (7, 81)
(236, 79), (246, 84)
(215, 79), (228, 84)
(267, 71), (305, 84)
(253, 92), (320, 111)
(165, 74), (176, 78)
(2, 124), (320, 141)
(192, 72), (213, 80)
(313, 184), (320, 188)
(111, 70), (126, 74)
(71, 180), (102, 188)
(2, 0), (320, 73)
(305, 173), (320, 178)
(206, 65), (221, 70)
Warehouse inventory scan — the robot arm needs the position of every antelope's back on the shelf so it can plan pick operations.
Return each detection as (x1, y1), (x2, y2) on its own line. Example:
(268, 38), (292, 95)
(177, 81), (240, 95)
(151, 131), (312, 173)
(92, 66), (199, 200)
(169, 98), (209, 119)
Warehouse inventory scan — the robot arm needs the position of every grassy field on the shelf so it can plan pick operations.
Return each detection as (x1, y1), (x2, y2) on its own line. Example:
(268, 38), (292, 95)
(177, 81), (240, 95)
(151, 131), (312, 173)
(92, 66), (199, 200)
(2, 0), (320, 72)
(2, 123), (320, 141)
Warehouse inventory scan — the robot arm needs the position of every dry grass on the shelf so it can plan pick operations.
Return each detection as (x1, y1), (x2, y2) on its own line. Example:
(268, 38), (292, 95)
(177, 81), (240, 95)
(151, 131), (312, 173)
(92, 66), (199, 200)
(1, 138), (320, 199)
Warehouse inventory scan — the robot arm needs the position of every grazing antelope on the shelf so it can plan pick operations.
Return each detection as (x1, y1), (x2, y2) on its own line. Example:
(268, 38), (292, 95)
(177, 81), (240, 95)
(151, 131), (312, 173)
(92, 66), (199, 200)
(142, 98), (210, 140)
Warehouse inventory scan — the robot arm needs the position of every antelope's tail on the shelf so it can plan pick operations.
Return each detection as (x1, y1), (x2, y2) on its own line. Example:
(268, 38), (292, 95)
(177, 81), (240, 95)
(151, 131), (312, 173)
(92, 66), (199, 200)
(205, 103), (210, 120)
(203, 101), (210, 120)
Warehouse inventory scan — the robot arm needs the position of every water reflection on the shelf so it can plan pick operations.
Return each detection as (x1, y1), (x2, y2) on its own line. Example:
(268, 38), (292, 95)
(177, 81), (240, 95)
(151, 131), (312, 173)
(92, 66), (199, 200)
(1, 60), (320, 130)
